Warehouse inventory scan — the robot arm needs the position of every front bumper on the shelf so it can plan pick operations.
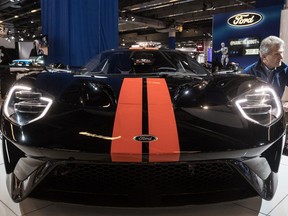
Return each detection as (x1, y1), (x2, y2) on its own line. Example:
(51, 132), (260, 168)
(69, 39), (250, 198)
(2, 132), (285, 205)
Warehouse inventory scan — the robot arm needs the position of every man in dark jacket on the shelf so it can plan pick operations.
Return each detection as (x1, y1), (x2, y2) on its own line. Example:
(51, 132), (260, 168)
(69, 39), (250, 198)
(29, 39), (44, 57)
(242, 35), (288, 99)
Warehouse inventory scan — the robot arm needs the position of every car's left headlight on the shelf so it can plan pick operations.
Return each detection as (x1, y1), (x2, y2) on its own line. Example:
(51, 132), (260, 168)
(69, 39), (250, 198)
(3, 85), (53, 126)
(234, 86), (282, 126)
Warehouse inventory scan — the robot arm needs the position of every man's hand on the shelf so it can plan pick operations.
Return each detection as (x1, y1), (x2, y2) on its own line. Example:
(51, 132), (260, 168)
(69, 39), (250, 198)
(283, 102), (288, 112)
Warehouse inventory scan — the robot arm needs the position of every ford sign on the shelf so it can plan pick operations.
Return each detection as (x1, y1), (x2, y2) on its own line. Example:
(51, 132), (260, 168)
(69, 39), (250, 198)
(228, 12), (263, 27)
(133, 135), (158, 142)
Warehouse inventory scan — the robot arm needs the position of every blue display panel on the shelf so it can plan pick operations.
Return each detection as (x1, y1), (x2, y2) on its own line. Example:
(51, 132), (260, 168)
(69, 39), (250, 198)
(213, 5), (282, 68)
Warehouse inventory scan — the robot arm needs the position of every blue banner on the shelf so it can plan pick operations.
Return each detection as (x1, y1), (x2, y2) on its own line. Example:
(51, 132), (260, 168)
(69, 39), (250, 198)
(41, 0), (118, 67)
(256, 0), (284, 8)
(213, 5), (282, 68)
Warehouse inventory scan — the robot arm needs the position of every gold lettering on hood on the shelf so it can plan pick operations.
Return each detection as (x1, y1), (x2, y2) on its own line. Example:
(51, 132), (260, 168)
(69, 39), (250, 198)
(79, 132), (121, 140)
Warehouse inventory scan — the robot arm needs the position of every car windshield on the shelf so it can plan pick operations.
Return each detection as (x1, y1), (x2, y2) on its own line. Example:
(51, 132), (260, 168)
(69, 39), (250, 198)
(82, 49), (210, 77)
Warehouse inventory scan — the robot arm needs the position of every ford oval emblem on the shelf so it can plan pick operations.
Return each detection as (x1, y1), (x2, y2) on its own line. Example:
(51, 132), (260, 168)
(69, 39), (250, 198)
(228, 12), (263, 27)
(133, 135), (158, 142)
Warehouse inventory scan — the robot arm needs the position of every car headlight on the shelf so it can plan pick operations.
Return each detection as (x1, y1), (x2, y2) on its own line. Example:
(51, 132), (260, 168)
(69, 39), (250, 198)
(3, 85), (53, 126)
(234, 86), (282, 126)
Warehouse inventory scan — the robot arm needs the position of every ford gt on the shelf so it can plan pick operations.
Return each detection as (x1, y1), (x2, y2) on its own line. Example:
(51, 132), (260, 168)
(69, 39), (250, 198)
(0, 48), (286, 206)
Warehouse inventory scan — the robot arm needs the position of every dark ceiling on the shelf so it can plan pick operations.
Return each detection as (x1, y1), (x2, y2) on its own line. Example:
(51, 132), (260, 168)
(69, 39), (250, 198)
(0, 0), (41, 40)
(118, 0), (256, 33)
(0, 0), (256, 42)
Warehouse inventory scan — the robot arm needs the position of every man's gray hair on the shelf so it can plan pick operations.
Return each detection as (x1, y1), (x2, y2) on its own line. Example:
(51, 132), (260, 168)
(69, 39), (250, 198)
(259, 35), (284, 57)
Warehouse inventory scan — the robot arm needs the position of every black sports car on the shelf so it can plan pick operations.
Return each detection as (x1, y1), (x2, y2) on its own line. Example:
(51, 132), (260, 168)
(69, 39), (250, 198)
(0, 48), (286, 206)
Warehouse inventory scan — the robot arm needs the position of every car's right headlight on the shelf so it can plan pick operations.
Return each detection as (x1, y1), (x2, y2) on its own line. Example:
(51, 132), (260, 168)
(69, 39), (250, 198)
(3, 85), (53, 126)
(234, 86), (282, 126)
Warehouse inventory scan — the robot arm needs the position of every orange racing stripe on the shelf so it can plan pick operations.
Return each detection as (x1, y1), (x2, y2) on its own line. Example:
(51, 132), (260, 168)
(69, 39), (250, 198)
(111, 78), (143, 162)
(111, 78), (180, 162)
(147, 78), (180, 162)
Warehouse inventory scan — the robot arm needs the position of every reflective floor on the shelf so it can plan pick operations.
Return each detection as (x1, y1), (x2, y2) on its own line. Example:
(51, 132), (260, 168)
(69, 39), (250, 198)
(1, 139), (288, 216)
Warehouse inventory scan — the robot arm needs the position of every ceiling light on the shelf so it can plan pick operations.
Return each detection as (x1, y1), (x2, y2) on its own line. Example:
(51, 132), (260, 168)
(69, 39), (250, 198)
(176, 24), (183, 32)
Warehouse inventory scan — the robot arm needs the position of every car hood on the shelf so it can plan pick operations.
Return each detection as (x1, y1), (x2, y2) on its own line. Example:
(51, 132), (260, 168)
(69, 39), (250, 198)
(2, 72), (285, 161)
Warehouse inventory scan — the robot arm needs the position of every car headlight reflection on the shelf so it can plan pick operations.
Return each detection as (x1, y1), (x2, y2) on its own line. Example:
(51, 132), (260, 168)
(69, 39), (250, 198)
(3, 85), (53, 126)
(235, 86), (282, 126)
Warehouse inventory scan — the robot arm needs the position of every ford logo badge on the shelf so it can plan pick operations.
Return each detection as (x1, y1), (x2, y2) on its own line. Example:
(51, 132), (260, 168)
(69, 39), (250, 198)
(133, 135), (158, 142)
(228, 12), (263, 27)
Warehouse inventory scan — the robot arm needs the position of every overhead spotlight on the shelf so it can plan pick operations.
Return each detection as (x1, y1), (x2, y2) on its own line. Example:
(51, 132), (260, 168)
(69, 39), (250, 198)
(176, 24), (183, 32)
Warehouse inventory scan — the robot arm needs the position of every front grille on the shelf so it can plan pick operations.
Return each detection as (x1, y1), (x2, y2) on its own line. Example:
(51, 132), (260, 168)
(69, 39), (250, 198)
(31, 160), (257, 206)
